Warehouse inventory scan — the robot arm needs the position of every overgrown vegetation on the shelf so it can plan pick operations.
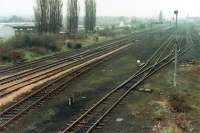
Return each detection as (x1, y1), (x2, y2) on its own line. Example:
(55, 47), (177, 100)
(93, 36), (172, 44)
(0, 27), (129, 64)
(168, 93), (192, 113)
(0, 33), (63, 63)
(66, 41), (82, 49)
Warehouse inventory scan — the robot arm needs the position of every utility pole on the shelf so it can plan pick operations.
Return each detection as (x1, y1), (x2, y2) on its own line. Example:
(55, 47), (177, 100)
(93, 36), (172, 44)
(173, 10), (178, 87)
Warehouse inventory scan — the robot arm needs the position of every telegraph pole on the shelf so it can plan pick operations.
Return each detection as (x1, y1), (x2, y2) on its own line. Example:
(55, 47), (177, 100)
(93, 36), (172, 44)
(173, 10), (178, 87)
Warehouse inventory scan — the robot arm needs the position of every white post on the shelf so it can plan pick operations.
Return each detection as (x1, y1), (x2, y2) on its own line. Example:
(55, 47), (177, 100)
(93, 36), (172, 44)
(174, 10), (178, 87)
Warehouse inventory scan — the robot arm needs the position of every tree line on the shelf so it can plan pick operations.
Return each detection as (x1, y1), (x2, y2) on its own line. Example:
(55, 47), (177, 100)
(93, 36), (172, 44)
(34, 0), (96, 33)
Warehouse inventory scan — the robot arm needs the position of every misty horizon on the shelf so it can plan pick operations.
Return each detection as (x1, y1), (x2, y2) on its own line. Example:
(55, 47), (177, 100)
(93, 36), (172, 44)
(1, 0), (200, 18)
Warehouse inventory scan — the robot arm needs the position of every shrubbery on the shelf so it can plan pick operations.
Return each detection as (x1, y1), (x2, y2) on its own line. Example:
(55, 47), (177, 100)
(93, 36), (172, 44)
(66, 40), (82, 49)
(98, 28), (116, 37)
(0, 47), (24, 63)
(1, 33), (62, 51)
(168, 93), (192, 113)
(68, 32), (87, 40)
(0, 33), (64, 63)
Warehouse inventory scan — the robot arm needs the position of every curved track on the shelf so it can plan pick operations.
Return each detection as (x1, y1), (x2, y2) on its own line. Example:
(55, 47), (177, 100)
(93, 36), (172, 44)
(0, 26), (174, 131)
(0, 25), (172, 76)
(0, 39), (133, 98)
(61, 33), (191, 133)
(0, 43), (130, 130)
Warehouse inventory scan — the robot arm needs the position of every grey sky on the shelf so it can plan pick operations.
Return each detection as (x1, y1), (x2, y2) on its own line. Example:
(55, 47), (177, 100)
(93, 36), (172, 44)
(0, 0), (199, 17)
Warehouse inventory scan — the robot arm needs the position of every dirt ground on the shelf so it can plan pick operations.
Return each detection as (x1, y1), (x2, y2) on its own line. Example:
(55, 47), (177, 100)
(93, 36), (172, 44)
(99, 63), (200, 133)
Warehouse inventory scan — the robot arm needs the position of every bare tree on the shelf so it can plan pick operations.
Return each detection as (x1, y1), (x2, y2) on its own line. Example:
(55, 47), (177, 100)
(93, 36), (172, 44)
(67, 0), (79, 33)
(49, 0), (63, 33)
(34, 0), (63, 33)
(85, 0), (96, 32)
(34, 0), (49, 32)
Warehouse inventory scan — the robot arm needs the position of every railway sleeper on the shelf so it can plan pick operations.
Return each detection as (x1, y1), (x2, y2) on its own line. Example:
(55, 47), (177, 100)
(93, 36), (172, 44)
(96, 125), (104, 129)
(77, 124), (103, 129)
(11, 108), (23, 112)
(0, 119), (11, 123)
(0, 117), (11, 121)
(2, 111), (19, 115)
(32, 104), (43, 108)
(76, 125), (91, 128)
(118, 101), (126, 105)
(82, 109), (89, 112)
(30, 95), (46, 99)
(101, 116), (112, 122)
(102, 100), (117, 105)
(29, 97), (41, 101)
(1, 114), (15, 118)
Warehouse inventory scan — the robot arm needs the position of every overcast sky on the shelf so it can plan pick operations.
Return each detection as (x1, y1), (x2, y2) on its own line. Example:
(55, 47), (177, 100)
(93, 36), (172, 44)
(0, 0), (199, 18)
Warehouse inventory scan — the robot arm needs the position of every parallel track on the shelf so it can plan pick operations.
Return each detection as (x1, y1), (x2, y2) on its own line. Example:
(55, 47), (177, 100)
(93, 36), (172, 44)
(0, 43), (130, 131)
(0, 38), (131, 85)
(0, 40), (133, 98)
(0, 35), (131, 75)
(0, 26), (174, 131)
(61, 32), (191, 133)
(0, 27), (173, 98)
(0, 25), (172, 75)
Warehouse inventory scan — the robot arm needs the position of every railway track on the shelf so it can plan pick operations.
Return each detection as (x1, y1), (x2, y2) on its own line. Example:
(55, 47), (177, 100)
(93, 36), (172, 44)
(0, 28), (173, 98)
(0, 36), (130, 75)
(0, 39), (133, 98)
(0, 33), (136, 75)
(61, 33), (191, 133)
(0, 43), (130, 131)
(0, 37), (131, 84)
(0, 26), (174, 131)
(0, 25), (172, 76)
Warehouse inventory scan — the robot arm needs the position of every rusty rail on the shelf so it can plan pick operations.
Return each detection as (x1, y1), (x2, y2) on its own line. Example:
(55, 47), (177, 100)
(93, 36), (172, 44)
(61, 34), (191, 133)
(0, 44), (130, 130)
(0, 43), (130, 98)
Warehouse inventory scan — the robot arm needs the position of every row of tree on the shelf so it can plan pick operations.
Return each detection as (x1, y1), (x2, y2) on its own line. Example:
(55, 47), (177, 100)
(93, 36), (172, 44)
(85, 0), (96, 32)
(34, 0), (96, 33)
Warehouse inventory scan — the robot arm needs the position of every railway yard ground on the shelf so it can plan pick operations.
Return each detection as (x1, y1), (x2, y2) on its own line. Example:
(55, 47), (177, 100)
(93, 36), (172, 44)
(1, 24), (200, 133)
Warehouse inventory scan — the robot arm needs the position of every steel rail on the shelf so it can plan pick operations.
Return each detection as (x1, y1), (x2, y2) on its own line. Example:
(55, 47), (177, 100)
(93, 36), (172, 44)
(62, 35), (191, 133)
(62, 34), (175, 132)
(0, 26), (174, 131)
(0, 25), (172, 75)
(0, 43), (130, 98)
(0, 35), (132, 74)
(0, 39), (131, 85)
(85, 46), (191, 133)
(0, 44), (130, 130)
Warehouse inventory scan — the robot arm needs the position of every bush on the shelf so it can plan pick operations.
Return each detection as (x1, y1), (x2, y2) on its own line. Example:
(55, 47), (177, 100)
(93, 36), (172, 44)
(168, 93), (192, 113)
(30, 33), (61, 51)
(11, 51), (25, 63)
(66, 41), (82, 49)
(138, 23), (146, 29)
(68, 32), (87, 40)
(29, 47), (49, 56)
(98, 28), (116, 37)
(24, 35), (32, 47)
(0, 47), (24, 63)
(2, 33), (62, 51)
(1, 53), (12, 62)
(0, 33), (64, 63)
(93, 34), (99, 42)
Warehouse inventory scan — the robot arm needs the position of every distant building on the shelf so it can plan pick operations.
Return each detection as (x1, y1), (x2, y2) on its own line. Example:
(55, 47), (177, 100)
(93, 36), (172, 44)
(119, 21), (125, 27)
(13, 25), (36, 35)
(0, 25), (15, 40)
(0, 23), (36, 40)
